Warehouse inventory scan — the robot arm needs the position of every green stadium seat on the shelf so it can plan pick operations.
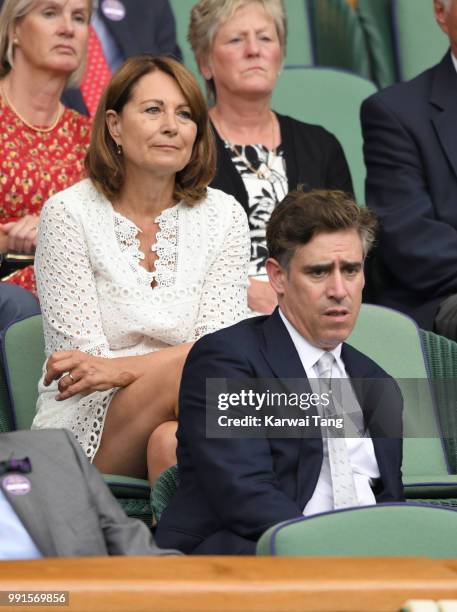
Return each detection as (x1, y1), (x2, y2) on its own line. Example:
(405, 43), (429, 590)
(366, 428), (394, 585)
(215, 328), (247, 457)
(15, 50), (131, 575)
(283, 0), (314, 66)
(272, 66), (376, 204)
(348, 305), (457, 499)
(357, 0), (398, 88)
(257, 503), (457, 557)
(308, 0), (371, 80)
(169, 0), (205, 88)
(392, 0), (449, 81)
(420, 330), (457, 475)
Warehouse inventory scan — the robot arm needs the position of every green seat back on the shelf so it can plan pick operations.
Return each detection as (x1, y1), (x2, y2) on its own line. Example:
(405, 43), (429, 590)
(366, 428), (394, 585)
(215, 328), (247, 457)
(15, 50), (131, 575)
(283, 0), (314, 66)
(392, 0), (448, 81)
(308, 0), (371, 80)
(272, 67), (376, 204)
(421, 330), (457, 474)
(257, 504), (457, 557)
(169, 0), (205, 88)
(348, 305), (449, 481)
(357, 0), (398, 89)
(3, 315), (45, 430)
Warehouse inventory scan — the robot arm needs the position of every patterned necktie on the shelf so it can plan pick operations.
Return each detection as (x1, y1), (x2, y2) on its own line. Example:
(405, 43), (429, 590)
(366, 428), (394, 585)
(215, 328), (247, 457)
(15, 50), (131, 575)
(315, 352), (359, 509)
(80, 25), (112, 117)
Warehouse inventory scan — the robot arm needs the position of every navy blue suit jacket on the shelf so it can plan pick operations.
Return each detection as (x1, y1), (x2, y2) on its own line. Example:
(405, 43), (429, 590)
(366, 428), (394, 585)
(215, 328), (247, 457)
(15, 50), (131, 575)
(62, 0), (181, 115)
(156, 309), (404, 555)
(361, 51), (457, 329)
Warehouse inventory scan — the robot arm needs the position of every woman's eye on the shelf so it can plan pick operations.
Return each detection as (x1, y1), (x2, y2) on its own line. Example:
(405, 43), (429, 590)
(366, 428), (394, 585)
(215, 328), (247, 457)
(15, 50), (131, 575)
(73, 12), (87, 23)
(229, 37), (241, 43)
(42, 9), (56, 17)
(145, 106), (161, 115)
(178, 110), (192, 120)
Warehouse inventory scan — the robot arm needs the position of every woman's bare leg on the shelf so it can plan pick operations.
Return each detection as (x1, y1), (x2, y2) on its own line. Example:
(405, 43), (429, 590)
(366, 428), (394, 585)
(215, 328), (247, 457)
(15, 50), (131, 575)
(147, 421), (178, 483)
(94, 344), (188, 479)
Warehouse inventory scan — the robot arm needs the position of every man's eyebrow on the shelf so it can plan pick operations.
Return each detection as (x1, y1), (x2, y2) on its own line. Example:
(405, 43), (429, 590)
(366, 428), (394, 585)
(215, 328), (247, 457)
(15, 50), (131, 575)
(340, 260), (363, 268)
(303, 263), (334, 273)
(302, 260), (363, 272)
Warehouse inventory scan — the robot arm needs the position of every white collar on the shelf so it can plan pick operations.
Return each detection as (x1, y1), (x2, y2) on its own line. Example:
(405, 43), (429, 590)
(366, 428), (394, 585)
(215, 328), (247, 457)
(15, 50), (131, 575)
(451, 52), (457, 74)
(278, 307), (342, 373)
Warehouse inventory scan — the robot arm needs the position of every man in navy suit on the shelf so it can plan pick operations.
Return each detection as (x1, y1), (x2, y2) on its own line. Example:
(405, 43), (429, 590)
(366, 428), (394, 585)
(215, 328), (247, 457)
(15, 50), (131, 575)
(361, 0), (457, 336)
(63, 0), (181, 115)
(156, 189), (404, 556)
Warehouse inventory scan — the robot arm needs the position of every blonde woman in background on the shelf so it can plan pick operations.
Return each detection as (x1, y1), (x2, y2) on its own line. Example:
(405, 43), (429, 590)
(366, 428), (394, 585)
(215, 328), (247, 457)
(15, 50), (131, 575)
(0, 0), (91, 309)
(189, 0), (353, 314)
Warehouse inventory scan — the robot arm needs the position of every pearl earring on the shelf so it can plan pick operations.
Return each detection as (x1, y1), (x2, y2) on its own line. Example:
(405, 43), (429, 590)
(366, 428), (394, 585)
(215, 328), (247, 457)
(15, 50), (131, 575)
(116, 143), (122, 156)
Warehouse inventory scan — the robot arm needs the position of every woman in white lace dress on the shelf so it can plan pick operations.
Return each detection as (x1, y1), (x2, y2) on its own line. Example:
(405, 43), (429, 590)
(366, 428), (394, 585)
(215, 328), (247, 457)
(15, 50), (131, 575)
(32, 56), (250, 482)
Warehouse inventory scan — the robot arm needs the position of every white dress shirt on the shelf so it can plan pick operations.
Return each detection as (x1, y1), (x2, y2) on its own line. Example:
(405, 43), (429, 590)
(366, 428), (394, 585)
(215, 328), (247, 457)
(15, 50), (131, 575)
(278, 309), (380, 516)
(0, 490), (42, 559)
(451, 52), (457, 73)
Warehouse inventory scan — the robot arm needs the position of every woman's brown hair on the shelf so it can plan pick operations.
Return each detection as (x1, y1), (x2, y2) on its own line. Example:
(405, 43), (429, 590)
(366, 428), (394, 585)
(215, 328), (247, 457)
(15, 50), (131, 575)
(85, 55), (216, 205)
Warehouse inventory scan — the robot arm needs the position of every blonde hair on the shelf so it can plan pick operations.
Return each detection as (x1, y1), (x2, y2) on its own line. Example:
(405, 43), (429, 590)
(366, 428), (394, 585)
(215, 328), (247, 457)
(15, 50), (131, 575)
(189, 0), (287, 101)
(0, 0), (92, 86)
(86, 55), (216, 205)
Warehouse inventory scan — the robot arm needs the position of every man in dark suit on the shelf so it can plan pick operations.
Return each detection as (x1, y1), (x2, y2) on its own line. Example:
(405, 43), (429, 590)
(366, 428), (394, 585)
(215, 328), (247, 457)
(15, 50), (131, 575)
(0, 429), (177, 558)
(156, 189), (404, 556)
(361, 0), (457, 335)
(63, 0), (182, 115)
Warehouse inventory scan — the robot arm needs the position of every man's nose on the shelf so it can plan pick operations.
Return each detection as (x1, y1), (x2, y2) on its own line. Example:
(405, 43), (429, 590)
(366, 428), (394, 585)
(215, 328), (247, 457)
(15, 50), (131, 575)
(327, 270), (348, 301)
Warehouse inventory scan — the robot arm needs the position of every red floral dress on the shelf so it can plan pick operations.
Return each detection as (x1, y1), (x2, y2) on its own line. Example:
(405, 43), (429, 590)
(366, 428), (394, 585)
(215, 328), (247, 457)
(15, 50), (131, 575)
(0, 98), (91, 293)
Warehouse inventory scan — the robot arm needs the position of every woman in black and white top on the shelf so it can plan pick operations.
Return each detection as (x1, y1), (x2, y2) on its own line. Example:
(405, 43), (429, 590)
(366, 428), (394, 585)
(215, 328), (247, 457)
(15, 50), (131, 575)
(189, 0), (353, 314)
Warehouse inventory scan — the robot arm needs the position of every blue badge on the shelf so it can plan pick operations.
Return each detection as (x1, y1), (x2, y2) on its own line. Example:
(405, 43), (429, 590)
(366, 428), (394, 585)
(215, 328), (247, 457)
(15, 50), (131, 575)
(2, 474), (31, 496)
(101, 0), (126, 21)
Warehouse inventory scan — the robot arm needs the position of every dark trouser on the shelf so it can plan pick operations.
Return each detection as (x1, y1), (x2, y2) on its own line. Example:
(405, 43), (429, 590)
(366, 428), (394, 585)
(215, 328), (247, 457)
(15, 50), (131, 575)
(434, 294), (457, 341)
(0, 283), (40, 331)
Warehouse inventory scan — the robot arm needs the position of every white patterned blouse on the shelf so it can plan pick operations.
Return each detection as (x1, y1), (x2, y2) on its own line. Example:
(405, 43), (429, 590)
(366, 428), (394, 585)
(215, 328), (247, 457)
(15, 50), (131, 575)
(32, 178), (250, 460)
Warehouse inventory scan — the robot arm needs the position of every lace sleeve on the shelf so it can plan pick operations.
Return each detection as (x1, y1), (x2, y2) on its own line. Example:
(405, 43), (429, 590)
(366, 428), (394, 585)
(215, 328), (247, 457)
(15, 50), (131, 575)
(35, 195), (112, 358)
(190, 199), (250, 340)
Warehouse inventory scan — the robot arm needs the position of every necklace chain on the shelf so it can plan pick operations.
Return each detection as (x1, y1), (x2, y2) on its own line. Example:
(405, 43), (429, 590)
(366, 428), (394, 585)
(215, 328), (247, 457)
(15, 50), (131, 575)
(214, 110), (277, 180)
(0, 82), (63, 133)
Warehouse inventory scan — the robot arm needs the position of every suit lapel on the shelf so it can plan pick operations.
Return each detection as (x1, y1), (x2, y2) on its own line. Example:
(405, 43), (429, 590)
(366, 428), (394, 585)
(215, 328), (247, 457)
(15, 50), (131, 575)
(260, 309), (323, 505)
(99, 6), (138, 60)
(430, 52), (457, 180)
(0, 441), (58, 557)
(260, 308), (308, 380)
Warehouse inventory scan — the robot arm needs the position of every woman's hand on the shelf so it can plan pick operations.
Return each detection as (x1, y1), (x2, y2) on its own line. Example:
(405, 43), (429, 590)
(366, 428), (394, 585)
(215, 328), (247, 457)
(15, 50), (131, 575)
(44, 350), (136, 401)
(248, 277), (277, 314)
(2, 215), (39, 254)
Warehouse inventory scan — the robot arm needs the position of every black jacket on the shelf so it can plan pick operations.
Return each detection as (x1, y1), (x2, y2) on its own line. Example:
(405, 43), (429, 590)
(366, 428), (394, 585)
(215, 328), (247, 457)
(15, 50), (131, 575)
(210, 112), (354, 215)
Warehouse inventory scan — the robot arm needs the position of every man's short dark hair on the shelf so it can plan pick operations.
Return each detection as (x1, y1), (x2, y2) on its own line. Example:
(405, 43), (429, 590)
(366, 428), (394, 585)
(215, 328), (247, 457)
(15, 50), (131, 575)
(266, 189), (378, 268)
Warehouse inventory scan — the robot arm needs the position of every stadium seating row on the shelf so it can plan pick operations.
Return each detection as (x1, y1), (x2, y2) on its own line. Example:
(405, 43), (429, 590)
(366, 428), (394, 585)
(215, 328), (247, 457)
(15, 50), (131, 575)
(170, 0), (448, 90)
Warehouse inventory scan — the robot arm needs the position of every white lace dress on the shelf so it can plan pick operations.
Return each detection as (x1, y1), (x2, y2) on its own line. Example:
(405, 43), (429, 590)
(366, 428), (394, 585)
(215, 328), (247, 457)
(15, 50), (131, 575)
(32, 179), (250, 460)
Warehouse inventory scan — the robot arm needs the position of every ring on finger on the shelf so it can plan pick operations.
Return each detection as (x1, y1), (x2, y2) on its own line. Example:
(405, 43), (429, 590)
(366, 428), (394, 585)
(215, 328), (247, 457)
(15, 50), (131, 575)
(68, 373), (75, 382)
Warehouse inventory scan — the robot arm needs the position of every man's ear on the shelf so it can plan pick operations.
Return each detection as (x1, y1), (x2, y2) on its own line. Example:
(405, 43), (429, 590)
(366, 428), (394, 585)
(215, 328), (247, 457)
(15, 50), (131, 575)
(266, 258), (286, 296)
(105, 110), (122, 144)
(434, 0), (450, 35)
